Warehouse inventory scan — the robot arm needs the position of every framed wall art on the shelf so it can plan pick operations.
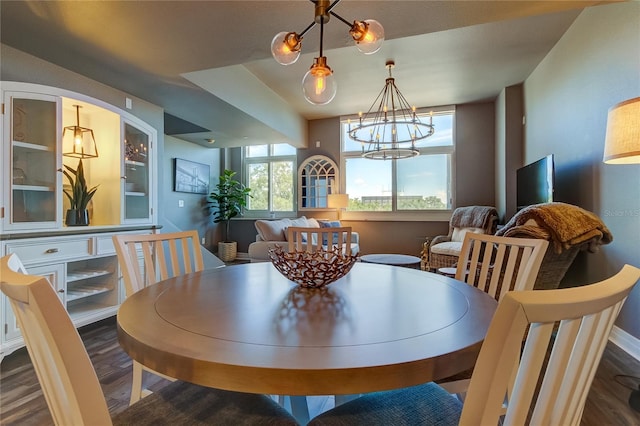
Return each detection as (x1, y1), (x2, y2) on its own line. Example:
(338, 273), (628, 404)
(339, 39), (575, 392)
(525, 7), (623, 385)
(174, 158), (210, 194)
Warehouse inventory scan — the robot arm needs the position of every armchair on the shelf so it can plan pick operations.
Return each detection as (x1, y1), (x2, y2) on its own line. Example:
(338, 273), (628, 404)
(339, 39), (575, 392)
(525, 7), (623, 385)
(422, 206), (498, 271)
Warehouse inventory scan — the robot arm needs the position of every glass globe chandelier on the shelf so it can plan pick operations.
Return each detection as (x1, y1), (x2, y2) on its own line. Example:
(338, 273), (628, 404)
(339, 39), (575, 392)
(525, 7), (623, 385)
(271, 0), (384, 105)
(348, 61), (435, 160)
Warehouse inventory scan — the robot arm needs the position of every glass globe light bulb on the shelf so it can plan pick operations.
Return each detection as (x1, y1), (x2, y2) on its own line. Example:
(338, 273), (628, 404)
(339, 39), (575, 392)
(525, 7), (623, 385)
(351, 19), (384, 55)
(302, 57), (337, 105)
(271, 31), (302, 65)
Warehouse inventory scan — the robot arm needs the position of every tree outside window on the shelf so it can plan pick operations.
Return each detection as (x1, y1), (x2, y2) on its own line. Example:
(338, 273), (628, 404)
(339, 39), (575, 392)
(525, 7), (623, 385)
(244, 144), (296, 217)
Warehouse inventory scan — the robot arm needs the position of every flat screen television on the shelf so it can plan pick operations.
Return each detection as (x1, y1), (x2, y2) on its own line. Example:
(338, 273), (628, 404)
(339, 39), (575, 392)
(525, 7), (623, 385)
(516, 154), (554, 210)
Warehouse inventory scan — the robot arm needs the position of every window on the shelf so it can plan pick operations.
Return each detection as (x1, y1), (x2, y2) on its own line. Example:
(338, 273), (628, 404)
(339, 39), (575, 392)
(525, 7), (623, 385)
(244, 144), (296, 217)
(341, 107), (455, 220)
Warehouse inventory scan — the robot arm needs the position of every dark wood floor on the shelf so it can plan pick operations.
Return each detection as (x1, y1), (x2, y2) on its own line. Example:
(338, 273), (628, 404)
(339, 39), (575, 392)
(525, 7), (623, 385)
(1, 316), (639, 425)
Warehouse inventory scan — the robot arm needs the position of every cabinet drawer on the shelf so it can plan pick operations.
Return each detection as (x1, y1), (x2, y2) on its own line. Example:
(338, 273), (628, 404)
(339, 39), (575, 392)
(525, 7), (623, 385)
(96, 236), (116, 255)
(6, 238), (93, 264)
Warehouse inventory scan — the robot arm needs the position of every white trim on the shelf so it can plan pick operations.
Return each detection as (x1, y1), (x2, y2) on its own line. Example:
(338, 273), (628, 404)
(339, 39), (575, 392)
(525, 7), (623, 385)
(609, 325), (640, 362)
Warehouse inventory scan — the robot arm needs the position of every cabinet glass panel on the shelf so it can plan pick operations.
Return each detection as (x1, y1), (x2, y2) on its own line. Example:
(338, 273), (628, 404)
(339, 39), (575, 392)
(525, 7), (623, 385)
(11, 97), (58, 224)
(124, 122), (150, 220)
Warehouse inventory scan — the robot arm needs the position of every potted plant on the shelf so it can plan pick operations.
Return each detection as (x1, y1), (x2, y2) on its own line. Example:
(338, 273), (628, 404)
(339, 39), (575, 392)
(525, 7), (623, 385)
(63, 159), (98, 226)
(208, 169), (251, 261)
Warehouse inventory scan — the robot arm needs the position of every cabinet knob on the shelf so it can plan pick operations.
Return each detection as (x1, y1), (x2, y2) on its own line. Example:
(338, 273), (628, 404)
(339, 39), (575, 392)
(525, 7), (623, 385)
(121, 176), (127, 180)
(57, 168), (63, 172)
(58, 289), (65, 293)
(45, 248), (59, 254)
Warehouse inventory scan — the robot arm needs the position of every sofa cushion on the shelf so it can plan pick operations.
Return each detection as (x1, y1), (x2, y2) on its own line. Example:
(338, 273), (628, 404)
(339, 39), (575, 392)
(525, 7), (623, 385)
(255, 218), (291, 242)
(451, 226), (485, 243)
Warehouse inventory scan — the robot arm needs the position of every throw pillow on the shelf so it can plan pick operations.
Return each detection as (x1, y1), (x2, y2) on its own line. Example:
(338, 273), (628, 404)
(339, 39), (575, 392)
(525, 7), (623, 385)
(285, 216), (309, 241)
(318, 220), (342, 245)
(255, 218), (291, 241)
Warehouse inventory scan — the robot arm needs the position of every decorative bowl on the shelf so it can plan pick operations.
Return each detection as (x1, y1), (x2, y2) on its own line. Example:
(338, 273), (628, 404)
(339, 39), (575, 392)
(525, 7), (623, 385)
(268, 245), (358, 288)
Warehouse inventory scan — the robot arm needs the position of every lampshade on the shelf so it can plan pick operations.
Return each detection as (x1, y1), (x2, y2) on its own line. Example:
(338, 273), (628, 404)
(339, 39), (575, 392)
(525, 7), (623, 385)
(328, 193), (349, 209)
(603, 97), (640, 164)
(271, 0), (383, 105)
(63, 105), (98, 159)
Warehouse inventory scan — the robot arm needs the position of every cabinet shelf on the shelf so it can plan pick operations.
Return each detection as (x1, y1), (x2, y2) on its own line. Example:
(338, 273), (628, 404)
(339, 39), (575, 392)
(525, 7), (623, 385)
(125, 160), (147, 167)
(125, 191), (147, 197)
(12, 184), (55, 192)
(66, 269), (112, 283)
(12, 140), (54, 152)
(66, 284), (113, 302)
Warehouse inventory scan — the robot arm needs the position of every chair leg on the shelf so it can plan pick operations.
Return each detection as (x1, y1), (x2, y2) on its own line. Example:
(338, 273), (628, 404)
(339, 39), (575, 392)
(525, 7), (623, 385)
(130, 361), (144, 405)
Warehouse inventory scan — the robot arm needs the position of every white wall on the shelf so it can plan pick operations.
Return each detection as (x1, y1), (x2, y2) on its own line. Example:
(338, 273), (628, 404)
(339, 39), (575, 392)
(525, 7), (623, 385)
(524, 2), (640, 338)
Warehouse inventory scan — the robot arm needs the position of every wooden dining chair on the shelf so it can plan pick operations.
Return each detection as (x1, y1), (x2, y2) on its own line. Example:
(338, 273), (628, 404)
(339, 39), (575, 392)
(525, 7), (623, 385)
(308, 264), (640, 426)
(287, 226), (353, 255)
(437, 233), (548, 397)
(0, 254), (298, 426)
(112, 230), (205, 404)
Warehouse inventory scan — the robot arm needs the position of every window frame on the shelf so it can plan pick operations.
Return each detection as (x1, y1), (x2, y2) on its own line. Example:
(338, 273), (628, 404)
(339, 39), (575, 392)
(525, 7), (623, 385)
(242, 144), (297, 219)
(339, 106), (456, 221)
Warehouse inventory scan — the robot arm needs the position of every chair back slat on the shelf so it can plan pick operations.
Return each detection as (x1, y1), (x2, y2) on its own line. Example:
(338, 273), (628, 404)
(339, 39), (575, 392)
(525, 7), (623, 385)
(113, 230), (205, 296)
(0, 254), (112, 426)
(287, 227), (352, 255)
(460, 264), (640, 426)
(456, 233), (549, 300)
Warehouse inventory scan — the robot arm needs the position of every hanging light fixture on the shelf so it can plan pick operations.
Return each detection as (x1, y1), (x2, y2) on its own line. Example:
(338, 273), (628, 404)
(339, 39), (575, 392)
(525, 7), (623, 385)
(348, 61), (435, 160)
(271, 0), (384, 105)
(63, 105), (98, 159)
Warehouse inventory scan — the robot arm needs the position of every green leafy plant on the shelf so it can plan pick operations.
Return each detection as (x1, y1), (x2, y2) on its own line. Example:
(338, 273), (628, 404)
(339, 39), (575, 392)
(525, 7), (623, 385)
(63, 159), (98, 210)
(208, 169), (252, 242)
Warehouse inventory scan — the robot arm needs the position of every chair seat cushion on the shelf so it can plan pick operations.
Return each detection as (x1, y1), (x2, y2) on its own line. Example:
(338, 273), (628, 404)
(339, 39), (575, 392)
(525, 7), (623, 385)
(430, 241), (463, 257)
(308, 382), (461, 426)
(113, 380), (298, 425)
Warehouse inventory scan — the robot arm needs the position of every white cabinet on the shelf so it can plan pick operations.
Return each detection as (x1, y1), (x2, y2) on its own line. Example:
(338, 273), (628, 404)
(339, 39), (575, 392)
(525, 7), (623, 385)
(0, 229), (153, 361)
(1, 82), (157, 232)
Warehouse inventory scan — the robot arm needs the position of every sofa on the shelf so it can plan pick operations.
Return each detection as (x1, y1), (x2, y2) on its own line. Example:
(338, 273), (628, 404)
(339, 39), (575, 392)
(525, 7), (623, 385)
(248, 216), (360, 262)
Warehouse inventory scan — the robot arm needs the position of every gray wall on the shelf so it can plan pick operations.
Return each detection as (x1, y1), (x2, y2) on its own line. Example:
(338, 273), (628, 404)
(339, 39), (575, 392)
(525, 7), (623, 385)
(495, 85), (524, 222)
(523, 2), (640, 337)
(233, 102), (497, 255)
(162, 136), (220, 250)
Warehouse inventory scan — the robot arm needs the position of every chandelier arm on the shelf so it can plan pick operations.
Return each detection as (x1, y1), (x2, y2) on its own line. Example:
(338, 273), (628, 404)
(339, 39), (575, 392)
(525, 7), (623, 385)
(329, 11), (353, 27)
(319, 18), (325, 56)
(325, 0), (342, 14)
(298, 21), (317, 38)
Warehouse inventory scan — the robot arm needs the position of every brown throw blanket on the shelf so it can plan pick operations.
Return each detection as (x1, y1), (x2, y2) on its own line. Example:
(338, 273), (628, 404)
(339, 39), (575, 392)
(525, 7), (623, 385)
(451, 206), (498, 233)
(496, 202), (613, 253)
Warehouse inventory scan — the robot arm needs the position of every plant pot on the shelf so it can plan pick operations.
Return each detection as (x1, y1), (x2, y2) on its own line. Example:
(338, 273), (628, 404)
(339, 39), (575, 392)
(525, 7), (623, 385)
(218, 241), (237, 262)
(65, 209), (89, 226)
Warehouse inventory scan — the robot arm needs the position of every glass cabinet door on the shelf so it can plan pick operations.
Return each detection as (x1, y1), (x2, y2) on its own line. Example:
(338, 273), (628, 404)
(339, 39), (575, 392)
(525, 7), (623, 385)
(122, 121), (151, 222)
(4, 92), (61, 230)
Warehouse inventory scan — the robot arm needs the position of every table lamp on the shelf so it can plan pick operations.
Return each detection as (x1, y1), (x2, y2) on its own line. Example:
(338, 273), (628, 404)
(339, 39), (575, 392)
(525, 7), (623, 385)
(328, 193), (349, 220)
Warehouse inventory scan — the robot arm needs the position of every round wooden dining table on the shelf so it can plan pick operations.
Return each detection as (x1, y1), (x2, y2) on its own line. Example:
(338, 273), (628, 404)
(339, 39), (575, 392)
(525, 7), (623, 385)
(117, 261), (497, 397)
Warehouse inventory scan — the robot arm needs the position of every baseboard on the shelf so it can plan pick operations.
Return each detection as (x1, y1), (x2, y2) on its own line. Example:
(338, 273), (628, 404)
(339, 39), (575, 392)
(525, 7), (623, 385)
(609, 325), (640, 362)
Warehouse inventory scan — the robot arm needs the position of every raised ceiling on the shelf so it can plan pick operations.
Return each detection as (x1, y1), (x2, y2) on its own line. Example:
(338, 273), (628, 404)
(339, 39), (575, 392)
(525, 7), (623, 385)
(0, 1), (618, 148)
